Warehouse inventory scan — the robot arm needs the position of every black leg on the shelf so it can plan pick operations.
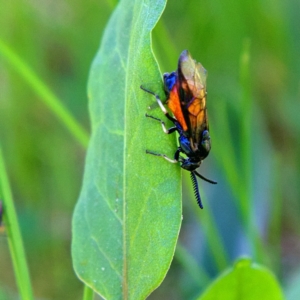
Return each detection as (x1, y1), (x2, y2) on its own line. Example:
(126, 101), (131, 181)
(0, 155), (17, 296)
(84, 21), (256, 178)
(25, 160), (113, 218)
(145, 114), (177, 134)
(174, 148), (181, 160)
(146, 150), (178, 164)
(140, 85), (177, 123)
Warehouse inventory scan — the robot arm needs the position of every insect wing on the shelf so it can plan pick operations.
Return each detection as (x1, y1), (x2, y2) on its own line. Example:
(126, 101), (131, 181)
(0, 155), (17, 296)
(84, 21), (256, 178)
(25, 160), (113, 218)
(178, 50), (207, 99)
(177, 50), (209, 149)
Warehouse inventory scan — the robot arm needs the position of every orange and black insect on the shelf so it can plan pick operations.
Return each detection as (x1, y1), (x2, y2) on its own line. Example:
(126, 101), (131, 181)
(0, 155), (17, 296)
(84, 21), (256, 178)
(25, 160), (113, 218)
(141, 50), (217, 209)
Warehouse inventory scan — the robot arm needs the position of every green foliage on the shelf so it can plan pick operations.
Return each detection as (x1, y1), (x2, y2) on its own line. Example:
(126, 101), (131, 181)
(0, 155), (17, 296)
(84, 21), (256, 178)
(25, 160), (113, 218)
(0, 0), (299, 299)
(198, 258), (284, 300)
(0, 148), (33, 300)
(0, 39), (89, 148)
(72, 0), (181, 299)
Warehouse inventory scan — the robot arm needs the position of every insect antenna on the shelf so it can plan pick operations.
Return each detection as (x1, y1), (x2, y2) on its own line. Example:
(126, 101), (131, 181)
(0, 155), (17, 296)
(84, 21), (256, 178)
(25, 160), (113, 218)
(190, 172), (203, 209)
(194, 170), (217, 184)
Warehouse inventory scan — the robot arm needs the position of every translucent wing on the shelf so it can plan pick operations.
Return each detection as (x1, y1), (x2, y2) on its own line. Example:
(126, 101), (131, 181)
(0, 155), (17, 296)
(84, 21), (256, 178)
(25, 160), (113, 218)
(177, 50), (209, 150)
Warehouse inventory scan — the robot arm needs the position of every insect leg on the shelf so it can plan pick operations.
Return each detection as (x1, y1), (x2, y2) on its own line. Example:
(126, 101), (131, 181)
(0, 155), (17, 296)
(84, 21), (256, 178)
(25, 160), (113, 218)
(146, 150), (178, 164)
(173, 148), (182, 161)
(145, 114), (177, 134)
(140, 85), (177, 123)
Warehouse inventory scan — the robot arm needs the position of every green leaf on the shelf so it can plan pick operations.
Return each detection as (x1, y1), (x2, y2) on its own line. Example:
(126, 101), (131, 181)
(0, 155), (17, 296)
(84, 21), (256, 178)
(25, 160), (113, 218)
(72, 1), (182, 299)
(197, 257), (284, 300)
(0, 147), (34, 300)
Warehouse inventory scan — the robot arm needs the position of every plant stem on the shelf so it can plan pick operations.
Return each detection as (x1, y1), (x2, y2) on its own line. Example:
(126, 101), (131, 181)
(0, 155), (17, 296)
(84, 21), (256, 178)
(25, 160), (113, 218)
(0, 38), (89, 149)
(0, 147), (34, 300)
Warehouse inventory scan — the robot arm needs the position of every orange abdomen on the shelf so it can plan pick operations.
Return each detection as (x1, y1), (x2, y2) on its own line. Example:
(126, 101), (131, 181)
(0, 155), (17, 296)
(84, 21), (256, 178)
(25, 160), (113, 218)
(167, 86), (188, 131)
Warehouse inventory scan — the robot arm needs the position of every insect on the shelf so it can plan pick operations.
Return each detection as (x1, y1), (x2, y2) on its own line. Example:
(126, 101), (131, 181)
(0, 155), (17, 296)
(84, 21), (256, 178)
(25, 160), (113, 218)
(141, 50), (217, 209)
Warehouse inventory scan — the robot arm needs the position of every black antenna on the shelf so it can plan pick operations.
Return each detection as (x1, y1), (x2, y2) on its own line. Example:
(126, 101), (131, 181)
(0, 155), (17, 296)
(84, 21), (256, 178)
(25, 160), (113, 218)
(190, 172), (203, 209)
(194, 170), (217, 185)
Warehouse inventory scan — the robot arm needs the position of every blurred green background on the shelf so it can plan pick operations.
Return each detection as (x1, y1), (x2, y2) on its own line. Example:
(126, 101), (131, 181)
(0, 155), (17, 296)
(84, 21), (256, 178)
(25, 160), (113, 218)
(0, 0), (300, 299)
